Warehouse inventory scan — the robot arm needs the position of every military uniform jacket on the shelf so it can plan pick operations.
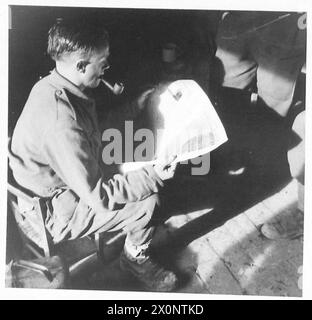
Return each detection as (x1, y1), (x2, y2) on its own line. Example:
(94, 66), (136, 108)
(9, 69), (164, 215)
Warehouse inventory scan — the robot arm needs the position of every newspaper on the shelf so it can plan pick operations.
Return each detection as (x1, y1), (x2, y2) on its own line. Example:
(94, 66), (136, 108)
(120, 80), (228, 172)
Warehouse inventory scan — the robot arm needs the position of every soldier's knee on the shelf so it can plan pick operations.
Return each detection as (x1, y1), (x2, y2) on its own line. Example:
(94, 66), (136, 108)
(143, 193), (160, 206)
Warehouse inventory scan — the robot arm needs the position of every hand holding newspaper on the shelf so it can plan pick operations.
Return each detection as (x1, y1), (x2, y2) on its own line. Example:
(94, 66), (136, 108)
(120, 80), (228, 173)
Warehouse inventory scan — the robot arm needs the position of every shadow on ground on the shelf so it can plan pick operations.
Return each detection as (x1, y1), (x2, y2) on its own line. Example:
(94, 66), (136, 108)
(70, 88), (301, 294)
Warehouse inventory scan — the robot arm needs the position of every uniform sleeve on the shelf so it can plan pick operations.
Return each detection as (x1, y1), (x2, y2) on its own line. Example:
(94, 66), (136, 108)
(42, 119), (164, 213)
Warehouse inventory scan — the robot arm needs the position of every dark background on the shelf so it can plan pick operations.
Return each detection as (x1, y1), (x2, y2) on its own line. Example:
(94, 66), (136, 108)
(7, 7), (306, 281)
(8, 5), (222, 135)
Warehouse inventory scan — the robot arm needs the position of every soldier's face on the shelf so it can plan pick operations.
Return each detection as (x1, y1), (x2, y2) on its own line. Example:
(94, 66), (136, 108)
(82, 46), (110, 89)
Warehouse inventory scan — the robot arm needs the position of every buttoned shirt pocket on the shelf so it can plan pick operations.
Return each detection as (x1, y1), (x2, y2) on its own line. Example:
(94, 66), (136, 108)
(86, 128), (102, 161)
(75, 106), (102, 162)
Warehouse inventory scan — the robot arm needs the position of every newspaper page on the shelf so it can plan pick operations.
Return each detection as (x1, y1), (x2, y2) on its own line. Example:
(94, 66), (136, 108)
(120, 80), (228, 172)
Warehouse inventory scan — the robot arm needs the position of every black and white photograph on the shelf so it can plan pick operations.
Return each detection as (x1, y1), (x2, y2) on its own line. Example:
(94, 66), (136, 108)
(1, 0), (311, 300)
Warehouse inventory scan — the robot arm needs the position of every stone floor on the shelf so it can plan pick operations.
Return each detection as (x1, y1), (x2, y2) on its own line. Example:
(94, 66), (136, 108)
(62, 178), (303, 297)
(7, 81), (304, 297)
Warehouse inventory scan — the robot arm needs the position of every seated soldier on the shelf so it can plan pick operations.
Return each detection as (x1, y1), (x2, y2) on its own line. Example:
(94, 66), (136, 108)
(8, 17), (178, 292)
(215, 11), (306, 239)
